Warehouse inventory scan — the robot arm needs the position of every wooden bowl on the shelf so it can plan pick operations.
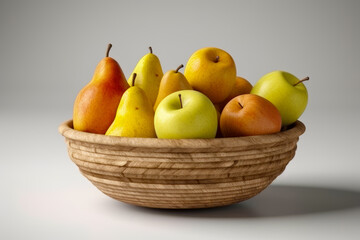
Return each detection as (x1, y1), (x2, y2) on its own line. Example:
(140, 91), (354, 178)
(59, 120), (305, 209)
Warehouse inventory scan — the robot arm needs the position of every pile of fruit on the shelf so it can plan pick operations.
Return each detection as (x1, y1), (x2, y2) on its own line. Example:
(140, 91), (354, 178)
(73, 44), (308, 139)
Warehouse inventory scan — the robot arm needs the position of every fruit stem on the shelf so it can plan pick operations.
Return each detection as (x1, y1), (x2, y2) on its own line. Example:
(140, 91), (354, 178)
(179, 94), (183, 109)
(149, 46), (153, 54)
(238, 102), (243, 108)
(214, 56), (219, 63)
(175, 64), (184, 73)
(293, 76), (310, 86)
(106, 43), (112, 57)
(132, 73), (137, 87)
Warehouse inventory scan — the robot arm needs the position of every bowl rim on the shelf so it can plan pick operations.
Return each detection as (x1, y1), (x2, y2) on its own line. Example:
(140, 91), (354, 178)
(58, 120), (305, 149)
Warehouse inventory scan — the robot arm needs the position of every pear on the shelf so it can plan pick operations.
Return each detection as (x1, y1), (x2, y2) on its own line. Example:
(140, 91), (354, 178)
(127, 47), (163, 107)
(106, 73), (156, 138)
(153, 64), (192, 111)
(73, 44), (130, 134)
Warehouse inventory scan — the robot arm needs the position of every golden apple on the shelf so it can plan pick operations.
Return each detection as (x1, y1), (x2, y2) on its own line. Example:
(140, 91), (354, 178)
(184, 47), (236, 103)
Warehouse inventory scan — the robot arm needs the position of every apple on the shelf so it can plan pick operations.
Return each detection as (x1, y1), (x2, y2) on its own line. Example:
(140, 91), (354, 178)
(184, 47), (236, 104)
(220, 94), (282, 137)
(154, 90), (218, 139)
(250, 70), (308, 127)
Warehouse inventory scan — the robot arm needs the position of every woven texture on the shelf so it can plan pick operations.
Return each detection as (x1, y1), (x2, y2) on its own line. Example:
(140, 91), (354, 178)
(59, 120), (305, 209)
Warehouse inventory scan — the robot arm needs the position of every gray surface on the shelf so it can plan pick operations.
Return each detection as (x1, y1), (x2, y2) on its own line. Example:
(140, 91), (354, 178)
(1, 1), (360, 239)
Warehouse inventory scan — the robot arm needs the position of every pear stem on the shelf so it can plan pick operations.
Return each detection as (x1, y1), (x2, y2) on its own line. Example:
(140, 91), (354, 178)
(214, 56), (219, 63)
(149, 46), (153, 54)
(106, 44), (112, 57)
(293, 76), (310, 86)
(132, 73), (137, 87)
(175, 64), (184, 73)
(179, 94), (183, 109)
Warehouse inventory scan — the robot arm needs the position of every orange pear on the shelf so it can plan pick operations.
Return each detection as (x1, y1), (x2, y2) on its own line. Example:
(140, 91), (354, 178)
(73, 44), (130, 134)
(153, 64), (192, 111)
(217, 76), (253, 111)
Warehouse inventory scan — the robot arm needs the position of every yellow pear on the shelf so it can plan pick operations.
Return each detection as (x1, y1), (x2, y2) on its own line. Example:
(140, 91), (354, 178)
(106, 74), (156, 138)
(153, 64), (192, 111)
(127, 47), (163, 107)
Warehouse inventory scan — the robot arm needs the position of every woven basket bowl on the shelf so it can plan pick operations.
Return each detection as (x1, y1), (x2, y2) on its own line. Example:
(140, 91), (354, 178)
(59, 120), (305, 209)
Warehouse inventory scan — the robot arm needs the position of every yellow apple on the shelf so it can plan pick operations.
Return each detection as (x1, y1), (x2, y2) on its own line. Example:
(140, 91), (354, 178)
(184, 47), (236, 104)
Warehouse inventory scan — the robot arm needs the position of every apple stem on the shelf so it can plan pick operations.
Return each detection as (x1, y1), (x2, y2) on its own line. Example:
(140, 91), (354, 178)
(178, 94), (183, 108)
(132, 73), (137, 87)
(175, 64), (184, 73)
(238, 102), (243, 108)
(293, 76), (310, 86)
(106, 43), (112, 57)
(214, 56), (219, 63)
(149, 46), (153, 54)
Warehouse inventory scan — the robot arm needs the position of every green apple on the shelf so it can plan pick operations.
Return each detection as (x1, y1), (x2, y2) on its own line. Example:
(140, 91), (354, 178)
(250, 70), (309, 126)
(154, 90), (218, 139)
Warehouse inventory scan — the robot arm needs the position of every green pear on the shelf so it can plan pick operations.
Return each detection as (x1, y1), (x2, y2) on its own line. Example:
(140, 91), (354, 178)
(106, 73), (156, 138)
(127, 47), (163, 107)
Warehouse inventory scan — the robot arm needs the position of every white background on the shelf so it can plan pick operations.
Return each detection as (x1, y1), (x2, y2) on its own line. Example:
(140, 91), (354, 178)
(1, 0), (360, 239)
